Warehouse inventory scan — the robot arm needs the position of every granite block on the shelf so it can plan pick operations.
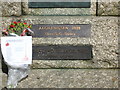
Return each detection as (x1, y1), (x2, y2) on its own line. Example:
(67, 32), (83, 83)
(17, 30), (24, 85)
(98, 0), (119, 16)
(21, 0), (96, 16)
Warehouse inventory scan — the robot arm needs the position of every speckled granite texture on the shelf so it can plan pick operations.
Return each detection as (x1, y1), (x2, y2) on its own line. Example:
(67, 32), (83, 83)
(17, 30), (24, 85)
(98, 0), (119, 16)
(2, 1), (21, 16)
(15, 69), (118, 88)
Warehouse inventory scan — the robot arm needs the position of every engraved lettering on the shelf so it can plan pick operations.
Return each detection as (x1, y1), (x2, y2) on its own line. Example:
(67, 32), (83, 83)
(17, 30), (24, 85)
(39, 26), (69, 30)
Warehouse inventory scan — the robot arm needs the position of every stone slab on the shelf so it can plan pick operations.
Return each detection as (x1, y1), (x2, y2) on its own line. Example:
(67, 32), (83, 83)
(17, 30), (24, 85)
(1, 16), (119, 69)
(22, 0), (96, 16)
(98, 0), (119, 16)
(15, 69), (118, 88)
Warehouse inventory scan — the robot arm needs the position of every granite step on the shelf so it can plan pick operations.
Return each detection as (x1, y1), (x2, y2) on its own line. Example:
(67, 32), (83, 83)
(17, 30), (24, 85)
(1, 16), (119, 69)
(15, 69), (118, 88)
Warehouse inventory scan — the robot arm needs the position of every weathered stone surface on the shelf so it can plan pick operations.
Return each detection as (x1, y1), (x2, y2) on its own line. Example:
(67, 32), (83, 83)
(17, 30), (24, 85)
(15, 69), (118, 88)
(98, 0), (119, 16)
(1, 16), (119, 68)
(22, 0), (96, 16)
(2, 2), (22, 16)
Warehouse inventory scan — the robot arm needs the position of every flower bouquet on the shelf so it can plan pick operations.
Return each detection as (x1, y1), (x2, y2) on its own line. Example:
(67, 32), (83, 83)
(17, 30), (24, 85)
(2, 21), (33, 36)
(1, 21), (34, 88)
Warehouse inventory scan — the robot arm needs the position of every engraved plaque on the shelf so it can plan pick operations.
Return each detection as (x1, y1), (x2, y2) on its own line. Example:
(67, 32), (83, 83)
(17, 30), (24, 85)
(28, 0), (91, 8)
(33, 45), (93, 60)
(32, 24), (91, 37)
(0, 44), (93, 60)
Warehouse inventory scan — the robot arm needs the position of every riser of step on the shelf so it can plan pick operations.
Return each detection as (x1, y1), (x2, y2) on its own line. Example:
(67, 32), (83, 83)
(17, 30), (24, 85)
(1, 16), (118, 69)
(1, 0), (119, 16)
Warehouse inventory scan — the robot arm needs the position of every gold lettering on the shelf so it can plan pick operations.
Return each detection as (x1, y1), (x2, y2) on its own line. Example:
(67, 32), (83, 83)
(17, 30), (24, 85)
(45, 32), (76, 36)
(64, 32), (76, 35)
(45, 32), (63, 36)
(72, 26), (81, 30)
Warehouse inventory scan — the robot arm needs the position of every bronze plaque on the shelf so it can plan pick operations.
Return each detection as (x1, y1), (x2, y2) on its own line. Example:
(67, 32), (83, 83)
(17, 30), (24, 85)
(32, 24), (91, 37)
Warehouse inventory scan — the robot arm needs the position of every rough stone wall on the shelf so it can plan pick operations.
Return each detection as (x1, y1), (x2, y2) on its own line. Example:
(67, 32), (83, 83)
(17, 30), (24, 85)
(0, 0), (120, 89)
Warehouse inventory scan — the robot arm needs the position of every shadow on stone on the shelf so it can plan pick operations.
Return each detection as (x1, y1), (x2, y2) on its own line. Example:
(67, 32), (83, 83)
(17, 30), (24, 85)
(0, 45), (8, 74)
(1, 56), (8, 75)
